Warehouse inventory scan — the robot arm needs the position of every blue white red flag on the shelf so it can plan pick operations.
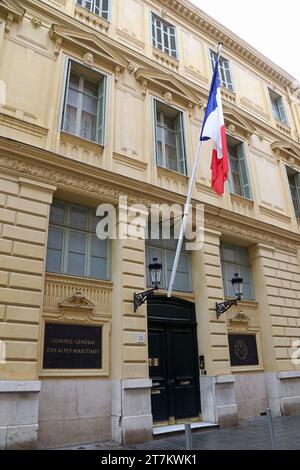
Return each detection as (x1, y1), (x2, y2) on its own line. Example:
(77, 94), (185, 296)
(200, 55), (228, 195)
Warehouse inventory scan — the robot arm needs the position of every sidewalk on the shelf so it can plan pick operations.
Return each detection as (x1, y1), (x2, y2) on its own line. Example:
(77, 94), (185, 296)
(57, 415), (300, 450)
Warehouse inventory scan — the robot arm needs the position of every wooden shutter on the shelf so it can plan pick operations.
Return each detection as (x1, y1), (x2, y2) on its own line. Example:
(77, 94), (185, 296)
(175, 112), (187, 175)
(293, 172), (300, 217)
(97, 75), (106, 145)
(60, 59), (71, 132)
(237, 143), (252, 199)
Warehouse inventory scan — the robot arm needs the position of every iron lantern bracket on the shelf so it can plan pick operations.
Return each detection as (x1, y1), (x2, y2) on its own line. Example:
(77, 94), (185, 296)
(216, 297), (241, 319)
(134, 286), (158, 312)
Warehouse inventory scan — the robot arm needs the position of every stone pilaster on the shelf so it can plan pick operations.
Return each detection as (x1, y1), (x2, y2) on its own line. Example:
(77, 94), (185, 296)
(111, 209), (152, 444)
(0, 171), (56, 449)
(192, 228), (238, 426)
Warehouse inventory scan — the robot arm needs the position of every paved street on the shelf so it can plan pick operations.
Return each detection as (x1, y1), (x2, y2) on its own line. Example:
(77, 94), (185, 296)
(57, 415), (300, 451)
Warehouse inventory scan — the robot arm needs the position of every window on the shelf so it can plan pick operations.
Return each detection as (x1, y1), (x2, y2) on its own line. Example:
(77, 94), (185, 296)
(227, 140), (252, 199)
(62, 60), (106, 145)
(151, 13), (177, 58)
(220, 243), (254, 301)
(153, 100), (187, 175)
(46, 200), (110, 280)
(146, 228), (192, 293)
(210, 50), (234, 91)
(286, 167), (300, 218)
(75, 0), (110, 20)
(269, 89), (288, 125)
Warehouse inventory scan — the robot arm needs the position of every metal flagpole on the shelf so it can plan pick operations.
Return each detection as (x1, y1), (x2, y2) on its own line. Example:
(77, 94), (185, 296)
(167, 42), (223, 299)
(167, 139), (202, 298)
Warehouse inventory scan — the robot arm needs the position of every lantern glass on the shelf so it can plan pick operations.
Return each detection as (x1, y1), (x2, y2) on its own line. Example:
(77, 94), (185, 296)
(231, 273), (243, 298)
(149, 258), (162, 287)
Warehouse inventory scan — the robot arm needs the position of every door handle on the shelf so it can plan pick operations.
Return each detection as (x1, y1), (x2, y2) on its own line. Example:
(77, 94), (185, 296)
(180, 380), (191, 386)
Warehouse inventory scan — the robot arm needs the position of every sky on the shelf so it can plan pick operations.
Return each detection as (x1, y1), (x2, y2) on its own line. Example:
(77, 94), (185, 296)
(190, 0), (300, 82)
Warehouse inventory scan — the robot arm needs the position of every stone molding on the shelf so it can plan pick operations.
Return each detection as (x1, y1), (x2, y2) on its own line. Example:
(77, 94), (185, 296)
(1, 143), (300, 251)
(49, 24), (130, 69)
(134, 66), (201, 106)
(0, 0), (25, 32)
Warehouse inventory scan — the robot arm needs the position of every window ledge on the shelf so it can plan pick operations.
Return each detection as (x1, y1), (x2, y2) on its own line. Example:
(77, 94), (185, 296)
(157, 164), (188, 180)
(152, 47), (179, 71)
(220, 86), (236, 104)
(275, 120), (291, 136)
(60, 131), (104, 156)
(74, 5), (110, 33)
(230, 193), (254, 207)
(225, 298), (258, 308)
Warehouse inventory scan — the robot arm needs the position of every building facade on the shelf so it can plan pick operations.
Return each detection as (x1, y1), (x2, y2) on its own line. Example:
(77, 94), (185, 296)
(1, 0), (300, 449)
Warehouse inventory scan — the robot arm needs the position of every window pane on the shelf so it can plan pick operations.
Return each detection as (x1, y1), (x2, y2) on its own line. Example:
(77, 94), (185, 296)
(46, 249), (63, 273)
(91, 257), (107, 279)
(83, 79), (98, 97)
(221, 244), (236, 263)
(67, 230), (86, 276)
(46, 226), (64, 273)
(69, 73), (80, 89)
(68, 230), (86, 254)
(47, 226), (64, 250)
(49, 201), (66, 225)
(69, 206), (89, 229)
(64, 105), (77, 135)
(237, 247), (250, 267)
(80, 110), (97, 141)
(91, 235), (107, 258)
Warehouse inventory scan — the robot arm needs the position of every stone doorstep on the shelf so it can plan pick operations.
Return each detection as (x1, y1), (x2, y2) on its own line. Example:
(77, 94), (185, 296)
(153, 422), (218, 437)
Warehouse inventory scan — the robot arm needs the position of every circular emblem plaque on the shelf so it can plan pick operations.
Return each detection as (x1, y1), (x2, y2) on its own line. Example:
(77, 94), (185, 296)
(235, 340), (248, 361)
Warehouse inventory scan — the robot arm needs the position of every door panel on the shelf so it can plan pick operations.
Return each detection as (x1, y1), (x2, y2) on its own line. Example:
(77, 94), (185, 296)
(171, 328), (200, 420)
(148, 313), (200, 424)
(148, 328), (168, 422)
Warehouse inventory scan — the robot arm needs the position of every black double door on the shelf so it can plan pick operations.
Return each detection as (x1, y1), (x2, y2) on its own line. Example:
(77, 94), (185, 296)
(148, 297), (201, 424)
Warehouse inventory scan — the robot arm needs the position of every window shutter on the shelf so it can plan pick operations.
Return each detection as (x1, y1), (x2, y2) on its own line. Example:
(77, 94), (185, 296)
(61, 59), (71, 132)
(153, 99), (160, 166)
(175, 113), (187, 175)
(293, 172), (300, 217)
(97, 75), (106, 145)
(278, 97), (288, 125)
(237, 143), (252, 199)
(224, 61), (234, 91)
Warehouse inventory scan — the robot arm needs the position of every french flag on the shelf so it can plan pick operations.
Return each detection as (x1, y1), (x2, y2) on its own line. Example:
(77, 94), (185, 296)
(200, 54), (228, 195)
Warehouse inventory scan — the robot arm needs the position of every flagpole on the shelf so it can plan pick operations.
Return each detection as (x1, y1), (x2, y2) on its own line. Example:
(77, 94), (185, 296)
(167, 140), (203, 298)
(167, 43), (223, 299)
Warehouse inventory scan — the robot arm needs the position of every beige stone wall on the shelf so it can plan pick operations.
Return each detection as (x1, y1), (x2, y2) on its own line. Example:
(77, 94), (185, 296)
(250, 244), (300, 373)
(0, 172), (55, 380)
(192, 228), (231, 377)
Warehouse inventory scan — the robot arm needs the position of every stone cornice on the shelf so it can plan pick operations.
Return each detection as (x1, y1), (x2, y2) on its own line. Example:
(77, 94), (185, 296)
(155, 0), (297, 89)
(0, 0), (25, 17)
(0, 0), (25, 32)
(135, 67), (201, 105)
(49, 24), (130, 69)
(1, 136), (300, 252)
